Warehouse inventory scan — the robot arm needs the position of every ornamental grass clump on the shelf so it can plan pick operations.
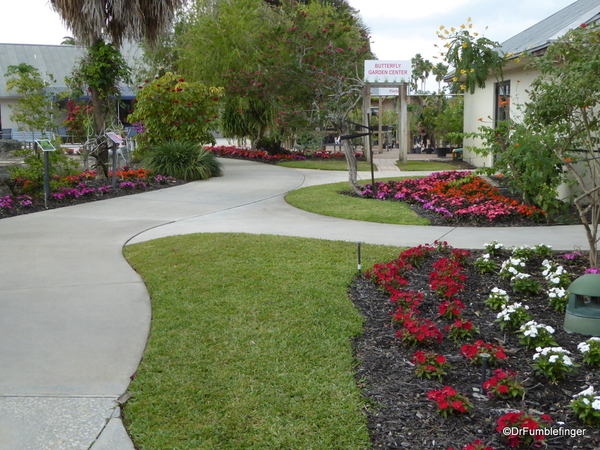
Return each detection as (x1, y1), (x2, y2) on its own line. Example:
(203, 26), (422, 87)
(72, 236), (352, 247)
(570, 386), (600, 426)
(578, 337), (600, 367)
(532, 346), (578, 382)
(427, 386), (472, 417)
(483, 368), (525, 400)
(143, 140), (223, 181)
(517, 321), (557, 349)
(412, 350), (450, 382)
(495, 302), (532, 331)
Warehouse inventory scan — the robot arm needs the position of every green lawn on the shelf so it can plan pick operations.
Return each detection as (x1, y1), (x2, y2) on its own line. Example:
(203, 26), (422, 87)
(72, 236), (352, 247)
(397, 160), (460, 171)
(285, 178), (430, 225)
(123, 234), (400, 450)
(278, 159), (373, 171)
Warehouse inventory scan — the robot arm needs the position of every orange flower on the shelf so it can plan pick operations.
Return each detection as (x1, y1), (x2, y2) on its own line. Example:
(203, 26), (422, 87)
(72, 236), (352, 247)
(497, 174), (503, 177)
(478, 118), (483, 121)
(565, 158), (572, 162)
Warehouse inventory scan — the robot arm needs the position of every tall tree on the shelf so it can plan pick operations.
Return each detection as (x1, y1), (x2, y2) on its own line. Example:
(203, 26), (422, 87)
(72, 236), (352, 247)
(525, 24), (600, 267)
(5, 63), (58, 141)
(180, 0), (372, 191)
(50, 0), (186, 47)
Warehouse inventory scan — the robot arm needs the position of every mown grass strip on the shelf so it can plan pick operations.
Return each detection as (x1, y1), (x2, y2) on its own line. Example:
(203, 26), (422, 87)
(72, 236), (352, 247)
(285, 178), (430, 225)
(397, 160), (460, 171)
(277, 159), (373, 171)
(123, 233), (401, 450)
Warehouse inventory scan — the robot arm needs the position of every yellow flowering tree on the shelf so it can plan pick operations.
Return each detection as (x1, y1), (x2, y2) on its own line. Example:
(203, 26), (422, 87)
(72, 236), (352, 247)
(436, 19), (507, 94)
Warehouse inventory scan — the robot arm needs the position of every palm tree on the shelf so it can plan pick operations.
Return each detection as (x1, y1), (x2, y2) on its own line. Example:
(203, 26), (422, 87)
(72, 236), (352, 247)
(432, 62), (448, 94)
(50, 0), (186, 47)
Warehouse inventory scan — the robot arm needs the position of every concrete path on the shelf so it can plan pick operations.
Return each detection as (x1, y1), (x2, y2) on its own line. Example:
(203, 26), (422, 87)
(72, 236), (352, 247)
(0, 158), (588, 449)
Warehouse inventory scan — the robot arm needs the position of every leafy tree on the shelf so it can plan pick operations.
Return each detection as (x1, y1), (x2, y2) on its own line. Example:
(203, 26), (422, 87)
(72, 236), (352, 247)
(66, 41), (130, 177)
(5, 63), (58, 140)
(180, 0), (372, 192)
(127, 72), (223, 152)
(525, 23), (600, 267)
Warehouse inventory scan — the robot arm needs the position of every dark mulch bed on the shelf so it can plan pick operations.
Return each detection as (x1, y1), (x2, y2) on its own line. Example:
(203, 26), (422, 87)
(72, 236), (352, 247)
(350, 248), (600, 450)
(0, 178), (187, 220)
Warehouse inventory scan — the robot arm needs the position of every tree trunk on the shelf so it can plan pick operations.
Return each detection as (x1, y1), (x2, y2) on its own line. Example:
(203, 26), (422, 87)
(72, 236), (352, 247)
(90, 87), (108, 179)
(340, 122), (362, 195)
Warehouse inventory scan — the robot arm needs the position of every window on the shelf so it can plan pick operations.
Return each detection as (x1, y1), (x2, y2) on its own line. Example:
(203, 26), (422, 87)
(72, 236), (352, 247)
(494, 81), (510, 126)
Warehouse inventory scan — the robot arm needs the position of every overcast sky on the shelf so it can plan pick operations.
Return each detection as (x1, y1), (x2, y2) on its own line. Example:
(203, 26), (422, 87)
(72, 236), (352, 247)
(1, 0), (576, 63)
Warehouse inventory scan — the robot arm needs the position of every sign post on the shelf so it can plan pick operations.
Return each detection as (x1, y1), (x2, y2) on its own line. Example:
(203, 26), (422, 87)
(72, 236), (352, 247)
(363, 61), (412, 165)
(35, 139), (56, 209)
(106, 132), (123, 189)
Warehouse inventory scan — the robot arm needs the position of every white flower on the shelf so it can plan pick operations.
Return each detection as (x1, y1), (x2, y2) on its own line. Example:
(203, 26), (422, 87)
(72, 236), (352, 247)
(575, 386), (595, 397)
(584, 398), (591, 405)
(592, 398), (600, 410)
(551, 277), (560, 284)
(563, 356), (573, 366)
(579, 342), (591, 353)
(549, 355), (559, 363)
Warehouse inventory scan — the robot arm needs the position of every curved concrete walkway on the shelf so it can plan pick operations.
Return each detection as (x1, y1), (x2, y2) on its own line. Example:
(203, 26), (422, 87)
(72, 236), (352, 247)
(0, 158), (588, 449)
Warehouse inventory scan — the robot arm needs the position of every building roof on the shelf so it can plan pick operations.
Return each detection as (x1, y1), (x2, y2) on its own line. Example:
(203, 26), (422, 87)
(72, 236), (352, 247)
(500, 0), (600, 55)
(0, 42), (143, 98)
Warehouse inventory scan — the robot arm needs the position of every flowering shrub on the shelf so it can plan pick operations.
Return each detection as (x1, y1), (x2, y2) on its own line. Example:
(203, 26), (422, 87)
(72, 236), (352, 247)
(499, 257), (527, 280)
(532, 346), (578, 382)
(541, 260), (571, 288)
(510, 273), (542, 296)
(578, 337), (600, 367)
(547, 286), (569, 312)
(511, 245), (537, 260)
(446, 318), (478, 341)
(496, 302), (531, 331)
(412, 350), (450, 382)
(439, 299), (465, 319)
(483, 368), (525, 399)
(427, 386), (472, 417)
(517, 321), (556, 349)
(429, 258), (466, 299)
(496, 411), (553, 448)
(483, 240), (504, 256)
(533, 243), (553, 258)
(461, 340), (507, 365)
(396, 317), (443, 346)
(485, 287), (510, 310)
(206, 145), (363, 163)
(585, 267), (600, 274)
(570, 386), (600, 426)
(474, 253), (497, 274)
(399, 244), (435, 269)
(0, 195), (34, 212)
(562, 250), (584, 265)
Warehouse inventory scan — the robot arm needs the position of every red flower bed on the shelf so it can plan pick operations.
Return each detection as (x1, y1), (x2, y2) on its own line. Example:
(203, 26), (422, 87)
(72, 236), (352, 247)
(359, 171), (545, 224)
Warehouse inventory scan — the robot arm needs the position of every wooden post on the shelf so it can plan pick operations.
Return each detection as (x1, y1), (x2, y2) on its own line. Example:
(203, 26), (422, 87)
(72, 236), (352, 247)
(378, 95), (383, 154)
(399, 83), (408, 165)
(363, 84), (372, 162)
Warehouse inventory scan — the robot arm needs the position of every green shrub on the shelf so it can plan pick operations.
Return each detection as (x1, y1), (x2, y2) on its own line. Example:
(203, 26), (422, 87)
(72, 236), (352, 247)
(142, 140), (223, 181)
